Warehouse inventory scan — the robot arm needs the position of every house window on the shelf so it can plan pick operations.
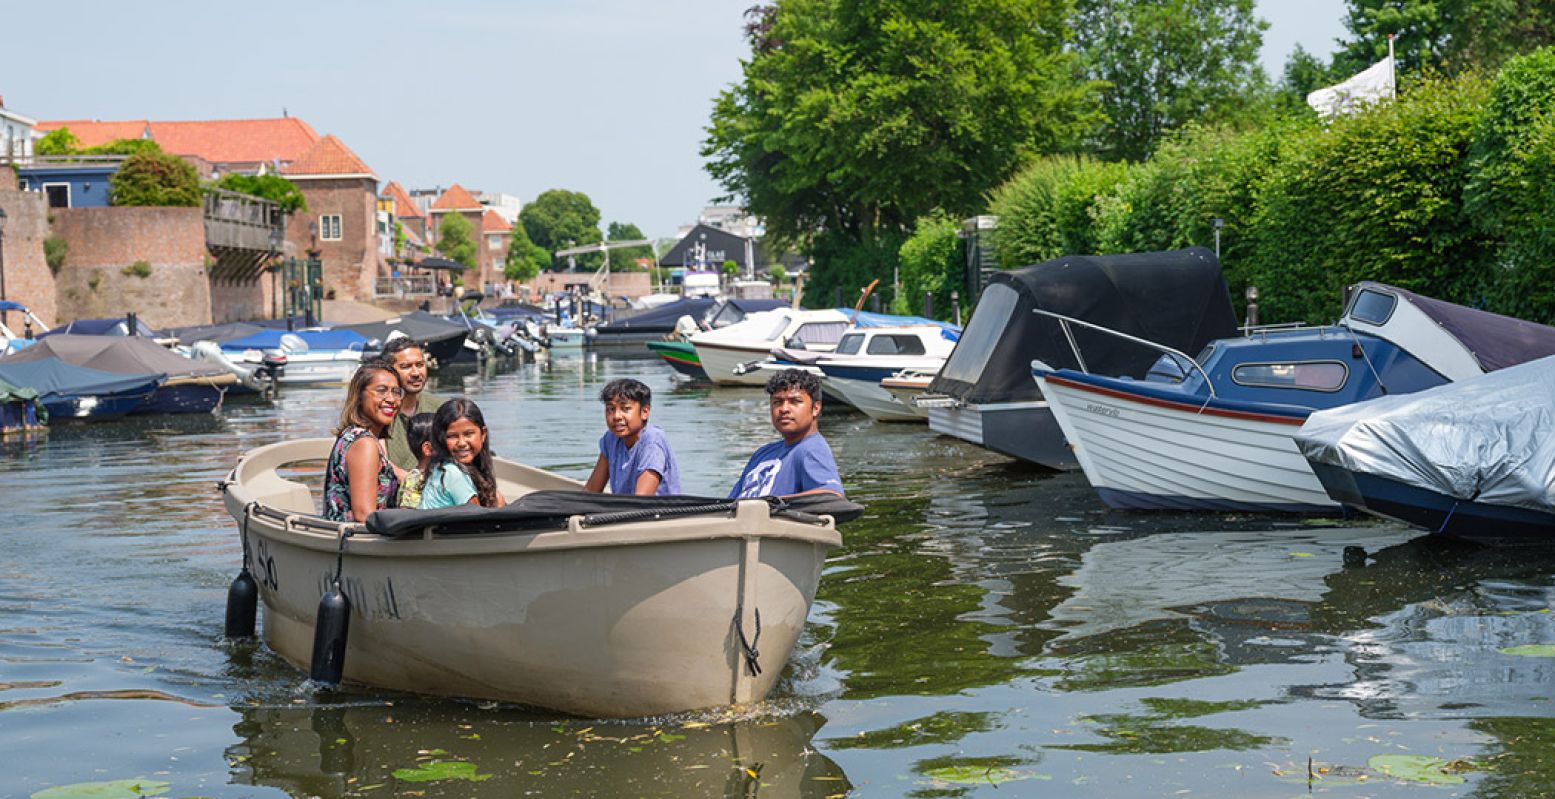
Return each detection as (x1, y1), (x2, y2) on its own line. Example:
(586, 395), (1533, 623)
(319, 214), (342, 241)
(489, 235), (503, 251)
(43, 183), (71, 209)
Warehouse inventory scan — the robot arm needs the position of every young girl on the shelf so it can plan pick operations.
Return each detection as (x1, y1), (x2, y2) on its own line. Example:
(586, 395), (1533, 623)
(419, 399), (505, 509)
(395, 412), (436, 509)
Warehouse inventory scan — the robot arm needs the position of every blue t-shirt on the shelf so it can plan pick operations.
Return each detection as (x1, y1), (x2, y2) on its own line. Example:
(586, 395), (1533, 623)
(599, 423), (681, 496)
(419, 462), (479, 509)
(729, 433), (844, 499)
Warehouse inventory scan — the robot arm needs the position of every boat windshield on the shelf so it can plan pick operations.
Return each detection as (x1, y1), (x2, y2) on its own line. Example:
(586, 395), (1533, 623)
(939, 283), (1018, 384)
(835, 333), (866, 355)
(1348, 288), (1398, 325)
(867, 334), (928, 356)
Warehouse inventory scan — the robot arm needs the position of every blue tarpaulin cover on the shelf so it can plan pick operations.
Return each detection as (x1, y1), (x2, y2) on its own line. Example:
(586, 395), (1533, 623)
(838, 309), (962, 341)
(221, 329), (368, 351)
(0, 358), (163, 400)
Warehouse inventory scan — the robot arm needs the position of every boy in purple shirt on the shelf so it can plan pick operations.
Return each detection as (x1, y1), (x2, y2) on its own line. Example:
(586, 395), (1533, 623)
(730, 369), (844, 499)
(584, 378), (682, 495)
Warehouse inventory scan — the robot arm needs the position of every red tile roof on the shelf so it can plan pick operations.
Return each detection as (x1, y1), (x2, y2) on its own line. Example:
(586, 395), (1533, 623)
(36, 119), (152, 148)
(381, 181), (424, 218)
(482, 209), (512, 233)
(35, 117), (319, 165)
(280, 134), (375, 179)
(430, 183), (483, 212)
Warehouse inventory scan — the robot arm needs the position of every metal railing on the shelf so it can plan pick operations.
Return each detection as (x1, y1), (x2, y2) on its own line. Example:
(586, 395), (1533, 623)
(374, 275), (437, 298)
(1030, 308), (1217, 400)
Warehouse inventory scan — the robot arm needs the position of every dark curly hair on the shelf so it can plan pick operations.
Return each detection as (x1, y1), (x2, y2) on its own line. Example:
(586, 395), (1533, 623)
(765, 368), (822, 403)
(380, 336), (425, 360)
(598, 378), (652, 407)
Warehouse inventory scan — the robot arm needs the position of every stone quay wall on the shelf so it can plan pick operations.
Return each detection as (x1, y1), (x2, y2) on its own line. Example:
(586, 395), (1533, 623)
(51, 206), (213, 330)
(0, 166), (59, 328)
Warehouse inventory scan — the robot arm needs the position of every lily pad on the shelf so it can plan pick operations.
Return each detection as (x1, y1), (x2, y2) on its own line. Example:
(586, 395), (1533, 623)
(392, 760), (492, 783)
(1368, 754), (1466, 785)
(32, 780), (172, 798)
(921, 765), (1040, 785)
(1499, 644), (1555, 657)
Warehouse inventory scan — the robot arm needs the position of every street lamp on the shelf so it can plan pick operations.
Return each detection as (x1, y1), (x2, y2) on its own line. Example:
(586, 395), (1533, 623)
(1212, 217), (1224, 259)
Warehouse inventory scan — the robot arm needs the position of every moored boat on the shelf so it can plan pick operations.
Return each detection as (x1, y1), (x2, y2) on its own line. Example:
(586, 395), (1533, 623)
(690, 308), (852, 385)
(1296, 354), (1555, 541)
(645, 339), (709, 379)
(814, 324), (959, 422)
(879, 369), (936, 421)
(218, 438), (859, 718)
(1036, 282), (1555, 512)
(0, 334), (234, 414)
(0, 358), (162, 421)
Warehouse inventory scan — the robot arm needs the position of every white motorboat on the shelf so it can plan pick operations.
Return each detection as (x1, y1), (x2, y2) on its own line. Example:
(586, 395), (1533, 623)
(218, 438), (858, 718)
(1035, 282), (1555, 512)
(813, 326), (958, 422)
(879, 369), (936, 421)
(690, 308), (852, 385)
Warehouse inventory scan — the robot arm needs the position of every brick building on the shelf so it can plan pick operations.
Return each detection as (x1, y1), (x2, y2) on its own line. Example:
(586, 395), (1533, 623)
(481, 209), (511, 284)
(381, 181), (426, 241)
(36, 117), (320, 176)
(427, 184), (490, 286)
(280, 135), (380, 302)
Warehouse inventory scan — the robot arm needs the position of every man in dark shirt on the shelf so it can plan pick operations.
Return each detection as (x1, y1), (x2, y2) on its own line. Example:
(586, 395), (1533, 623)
(381, 337), (450, 470)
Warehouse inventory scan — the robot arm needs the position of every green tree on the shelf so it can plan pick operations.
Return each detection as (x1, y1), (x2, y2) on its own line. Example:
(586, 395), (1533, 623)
(213, 173), (308, 214)
(605, 221), (654, 271)
(1073, 0), (1269, 162)
(892, 212), (964, 320)
(504, 219), (548, 283)
(109, 151), (201, 207)
(1276, 44), (1339, 111)
(35, 128), (80, 155)
(519, 189), (602, 269)
(704, 0), (1100, 307)
(1335, 0), (1555, 76)
(437, 213), (478, 271)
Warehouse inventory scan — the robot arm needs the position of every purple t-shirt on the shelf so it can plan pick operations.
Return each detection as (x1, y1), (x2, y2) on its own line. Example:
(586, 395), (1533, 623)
(598, 423), (681, 495)
(729, 433), (844, 499)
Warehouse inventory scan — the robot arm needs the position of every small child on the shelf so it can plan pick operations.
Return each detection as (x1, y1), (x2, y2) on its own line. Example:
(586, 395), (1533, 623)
(420, 399), (505, 509)
(583, 378), (682, 496)
(395, 412), (436, 509)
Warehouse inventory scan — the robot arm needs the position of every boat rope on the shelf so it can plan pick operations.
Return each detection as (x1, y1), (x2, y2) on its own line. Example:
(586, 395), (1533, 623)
(332, 528), (353, 587)
(240, 501), (256, 572)
(581, 501), (737, 528)
(733, 603), (763, 677)
(1340, 322), (1388, 395)
(1437, 501), (1461, 534)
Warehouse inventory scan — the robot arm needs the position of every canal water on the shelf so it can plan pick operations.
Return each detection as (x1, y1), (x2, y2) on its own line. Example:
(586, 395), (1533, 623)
(3, 352), (1554, 798)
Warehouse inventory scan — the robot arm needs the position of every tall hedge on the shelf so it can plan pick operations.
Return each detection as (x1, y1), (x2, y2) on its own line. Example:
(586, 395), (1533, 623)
(893, 212), (964, 320)
(1246, 75), (1491, 323)
(987, 155), (1130, 267)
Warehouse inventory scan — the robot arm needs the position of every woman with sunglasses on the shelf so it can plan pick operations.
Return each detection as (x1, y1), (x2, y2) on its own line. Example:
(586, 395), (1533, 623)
(322, 362), (407, 522)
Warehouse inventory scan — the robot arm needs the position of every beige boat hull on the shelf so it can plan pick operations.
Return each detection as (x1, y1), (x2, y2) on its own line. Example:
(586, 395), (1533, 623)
(221, 438), (842, 718)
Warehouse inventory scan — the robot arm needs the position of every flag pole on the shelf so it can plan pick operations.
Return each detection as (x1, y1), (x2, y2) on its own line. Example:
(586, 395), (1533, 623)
(1388, 33), (1396, 99)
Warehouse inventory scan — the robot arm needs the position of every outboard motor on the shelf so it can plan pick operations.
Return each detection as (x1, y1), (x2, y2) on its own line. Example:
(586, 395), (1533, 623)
(256, 350), (287, 396)
(360, 338), (386, 362)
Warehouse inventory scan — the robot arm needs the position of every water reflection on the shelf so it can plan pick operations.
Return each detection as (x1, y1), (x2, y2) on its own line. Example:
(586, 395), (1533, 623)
(231, 699), (849, 799)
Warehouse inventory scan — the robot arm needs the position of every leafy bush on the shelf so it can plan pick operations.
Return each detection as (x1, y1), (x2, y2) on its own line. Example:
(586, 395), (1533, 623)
(214, 173), (308, 214)
(893, 212), (964, 320)
(1246, 74), (1491, 323)
(43, 236), (68, 274)
(988, 155), (1130, 266)
(121, 260), (152, 279)
(110, 151), (202, 207)
(35, 128), (80, 156)
(436, 213), (477, 270)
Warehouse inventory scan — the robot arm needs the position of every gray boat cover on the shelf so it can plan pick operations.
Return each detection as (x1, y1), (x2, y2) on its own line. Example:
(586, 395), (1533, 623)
(1295, 354), (1555, 514)
(0, 334), (229, 380)
(366, 490), (864, 538)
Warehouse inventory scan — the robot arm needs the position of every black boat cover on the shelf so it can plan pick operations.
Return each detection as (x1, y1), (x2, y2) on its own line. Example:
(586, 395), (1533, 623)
(597, 298), (718, 333)
(929, 247), (1239, 405)
(165, 322), (269, 346)
(0, 358), (164, 399)
(37, 317), (160, 338)
(1357, 282), (1555, 373)
(0, 335), (229, 380)
(366, 490), (865, 538)
(337, 311), (468, 344)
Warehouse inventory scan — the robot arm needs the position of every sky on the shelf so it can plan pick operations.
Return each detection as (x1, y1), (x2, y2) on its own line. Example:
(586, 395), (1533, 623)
(4, 1), (1349, 242)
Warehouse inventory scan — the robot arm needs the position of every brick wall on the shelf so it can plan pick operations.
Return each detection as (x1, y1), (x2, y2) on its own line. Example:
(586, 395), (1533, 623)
(289, 177), (377, 303)
(50, 206), (213, 329)
(0, 167), (59, 327)
(211, 275), (277, 323)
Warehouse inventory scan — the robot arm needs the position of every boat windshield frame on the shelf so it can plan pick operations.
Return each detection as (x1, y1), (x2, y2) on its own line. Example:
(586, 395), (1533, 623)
(1031, 308), (1218, 399)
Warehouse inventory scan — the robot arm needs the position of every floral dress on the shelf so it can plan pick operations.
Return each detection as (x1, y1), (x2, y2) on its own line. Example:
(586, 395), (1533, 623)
(323, 426), (399, 521)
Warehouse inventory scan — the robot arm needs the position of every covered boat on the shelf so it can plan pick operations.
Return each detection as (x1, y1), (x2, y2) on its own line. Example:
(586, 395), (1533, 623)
(1036, 283), (1555, 512)
(0, 359), (162, 420)
(38, 315), (160, 338)
(595, 297), (718, 343)
(1296, 354), (1555, 541)
(219, 438), (858, 718)
(0, 334), (233, 413)
(921, 248), (1239, 469)
(336, 312), (468, 365)
(0, 376), (45, 433)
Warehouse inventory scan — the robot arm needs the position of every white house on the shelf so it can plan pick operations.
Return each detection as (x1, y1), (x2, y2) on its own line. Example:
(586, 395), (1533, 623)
(0, 98), (38, 162)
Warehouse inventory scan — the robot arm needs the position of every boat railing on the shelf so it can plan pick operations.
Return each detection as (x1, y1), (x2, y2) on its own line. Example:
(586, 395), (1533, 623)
(1030, 308), (1217, 400)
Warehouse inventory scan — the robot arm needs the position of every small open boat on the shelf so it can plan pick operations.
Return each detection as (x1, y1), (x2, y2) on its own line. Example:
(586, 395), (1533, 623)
(219, 438), (857, 718)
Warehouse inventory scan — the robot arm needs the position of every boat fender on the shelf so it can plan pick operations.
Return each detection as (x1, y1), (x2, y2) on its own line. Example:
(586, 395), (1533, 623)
(224, 502), (260, 639)
(310, 530), (354, 685)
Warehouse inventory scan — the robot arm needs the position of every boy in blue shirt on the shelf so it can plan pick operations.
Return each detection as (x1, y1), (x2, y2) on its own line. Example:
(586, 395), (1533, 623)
(730, 369), (844, 499)
(584, 378), (682, 495)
